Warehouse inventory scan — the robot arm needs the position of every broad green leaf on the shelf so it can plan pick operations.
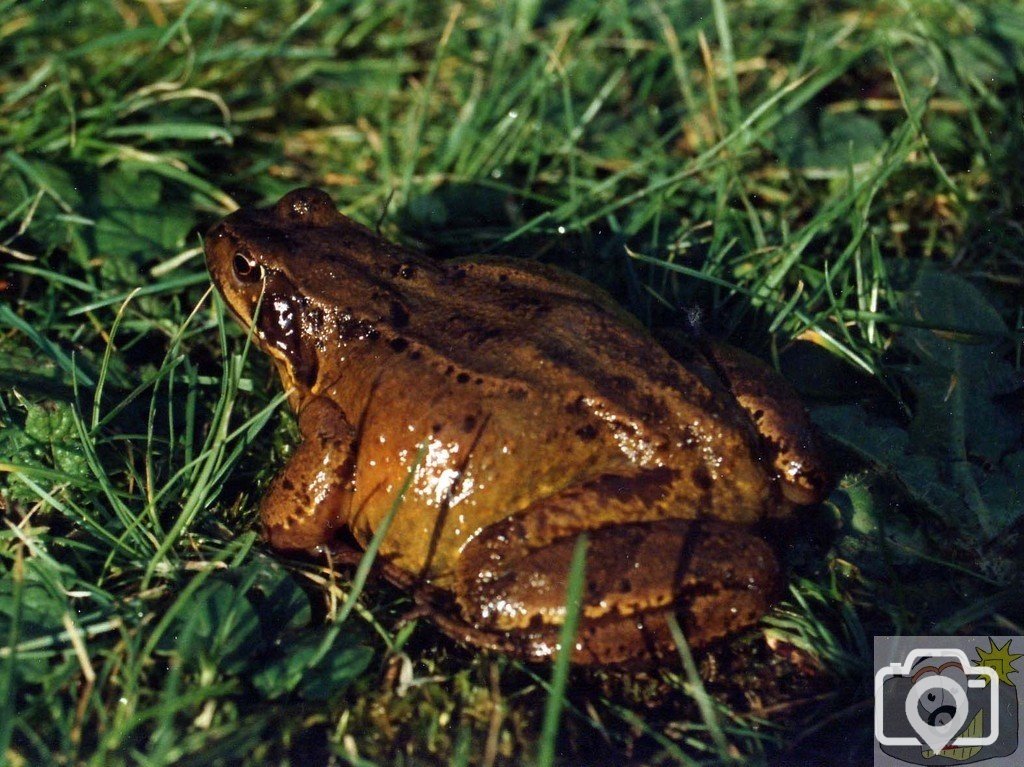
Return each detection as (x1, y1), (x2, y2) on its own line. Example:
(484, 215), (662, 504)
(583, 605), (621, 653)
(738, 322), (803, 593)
(0, 557), (74, 684)
(1, 401), (90, 504)
(252, 625), (372, 701)
(91, 168), (195, 268)
(773, 110), (886, 171)
(161, 577), (261, 675)
(900, 270), (1020, 464)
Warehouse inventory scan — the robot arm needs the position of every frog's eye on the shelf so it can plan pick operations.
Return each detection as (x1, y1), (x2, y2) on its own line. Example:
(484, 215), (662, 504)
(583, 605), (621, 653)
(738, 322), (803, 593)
(232, 251), (263, 283)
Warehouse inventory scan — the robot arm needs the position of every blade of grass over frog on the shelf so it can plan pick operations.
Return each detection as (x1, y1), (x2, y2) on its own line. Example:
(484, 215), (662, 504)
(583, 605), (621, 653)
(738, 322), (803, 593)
(536, 532), (588, 767)
(92, 288), (140, 429)
(334, 442), (428, 627)
(142, 390), (288, 515)
(144, 315), (283, 513)
(202, 391), (290, 492)
(666, 612), (733, 760)
(193, 287), (278, 485)
(68, 272), (210, 316)
(140, 362), (238, 585)
(0, 305), (95, 387)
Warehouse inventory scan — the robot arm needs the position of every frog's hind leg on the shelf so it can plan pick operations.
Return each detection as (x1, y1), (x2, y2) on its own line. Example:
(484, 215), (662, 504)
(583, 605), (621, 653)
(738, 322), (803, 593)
(261, 396), (357, 552)
(453, 514), (779, 665)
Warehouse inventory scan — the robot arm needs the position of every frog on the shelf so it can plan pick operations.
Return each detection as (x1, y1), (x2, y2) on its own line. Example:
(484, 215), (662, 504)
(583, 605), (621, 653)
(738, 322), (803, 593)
(204, 187), (832, 665)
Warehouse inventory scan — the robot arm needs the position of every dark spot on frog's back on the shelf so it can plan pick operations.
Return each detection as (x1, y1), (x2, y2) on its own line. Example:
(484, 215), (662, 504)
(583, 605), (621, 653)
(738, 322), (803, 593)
(691, 464), (713, 491)
(575, 424), (598, 441)
(445, 266), (467, 285)
(594, 467), (675, 503)
(338, 314), (379, 342)
(611, 375), (635, 392)
(389, 337), (409, 353)
(389, 301), (410, 328)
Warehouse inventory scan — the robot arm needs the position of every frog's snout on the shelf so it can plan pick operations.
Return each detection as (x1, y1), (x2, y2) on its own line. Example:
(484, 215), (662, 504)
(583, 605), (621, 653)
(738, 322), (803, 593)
(202, 220), (236, 282)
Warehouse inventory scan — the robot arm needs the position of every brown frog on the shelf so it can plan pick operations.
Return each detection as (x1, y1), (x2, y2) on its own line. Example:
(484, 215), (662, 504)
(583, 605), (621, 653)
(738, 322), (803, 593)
(204, 188), (831, 665)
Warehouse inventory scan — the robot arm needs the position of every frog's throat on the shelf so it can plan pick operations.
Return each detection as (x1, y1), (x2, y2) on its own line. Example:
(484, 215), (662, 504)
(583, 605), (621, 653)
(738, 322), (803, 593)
(266, 347), (308, 410)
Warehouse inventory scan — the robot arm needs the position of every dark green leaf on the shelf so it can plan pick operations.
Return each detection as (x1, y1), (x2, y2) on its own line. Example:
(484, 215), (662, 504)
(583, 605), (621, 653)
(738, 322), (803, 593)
(91, 168), (195, 267)
(252, 625), (372, 701)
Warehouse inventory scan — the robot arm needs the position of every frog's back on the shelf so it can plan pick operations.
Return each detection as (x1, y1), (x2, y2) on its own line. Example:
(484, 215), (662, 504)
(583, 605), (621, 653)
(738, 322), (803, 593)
(338, 252), (776, 579)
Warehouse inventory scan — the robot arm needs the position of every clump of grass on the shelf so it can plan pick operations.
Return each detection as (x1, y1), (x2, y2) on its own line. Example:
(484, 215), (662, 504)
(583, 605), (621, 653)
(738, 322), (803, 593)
(1, 0), (1022, 764)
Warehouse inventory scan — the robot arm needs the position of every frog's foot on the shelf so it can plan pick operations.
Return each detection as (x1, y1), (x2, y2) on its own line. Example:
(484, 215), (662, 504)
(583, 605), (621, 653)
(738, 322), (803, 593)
(701, 343), (833, 507)
(261, 397), (356, 551)
(453, 517), (779, 665)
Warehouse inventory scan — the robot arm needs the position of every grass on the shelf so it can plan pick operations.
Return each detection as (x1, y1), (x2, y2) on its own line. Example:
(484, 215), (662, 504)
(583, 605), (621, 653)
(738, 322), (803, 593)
(1, 0), (1023, 764)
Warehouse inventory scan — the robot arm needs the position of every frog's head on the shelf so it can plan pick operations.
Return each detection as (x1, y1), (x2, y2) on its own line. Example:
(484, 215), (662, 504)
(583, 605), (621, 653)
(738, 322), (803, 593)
(204, 188), (343, 397)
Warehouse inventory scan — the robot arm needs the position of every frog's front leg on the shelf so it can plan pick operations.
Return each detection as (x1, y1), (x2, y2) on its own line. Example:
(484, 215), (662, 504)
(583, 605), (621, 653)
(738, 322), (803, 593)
(260, 396), (357, 552)
(449, 482), (779, 665)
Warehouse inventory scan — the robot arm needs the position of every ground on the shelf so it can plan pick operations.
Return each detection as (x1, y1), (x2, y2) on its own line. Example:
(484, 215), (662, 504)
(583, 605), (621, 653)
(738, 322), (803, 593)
(0, 1), (1022, 765)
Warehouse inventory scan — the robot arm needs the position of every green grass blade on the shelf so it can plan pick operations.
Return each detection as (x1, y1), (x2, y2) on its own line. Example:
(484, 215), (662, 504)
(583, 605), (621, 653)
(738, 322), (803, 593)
(536, 532), (588, 767)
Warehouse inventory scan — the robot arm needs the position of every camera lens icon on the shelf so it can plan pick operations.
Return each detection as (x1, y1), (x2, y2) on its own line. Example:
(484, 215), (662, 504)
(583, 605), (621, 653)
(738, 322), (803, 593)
(875, 648), (1000, 756)
(905, 673), (970, 754)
